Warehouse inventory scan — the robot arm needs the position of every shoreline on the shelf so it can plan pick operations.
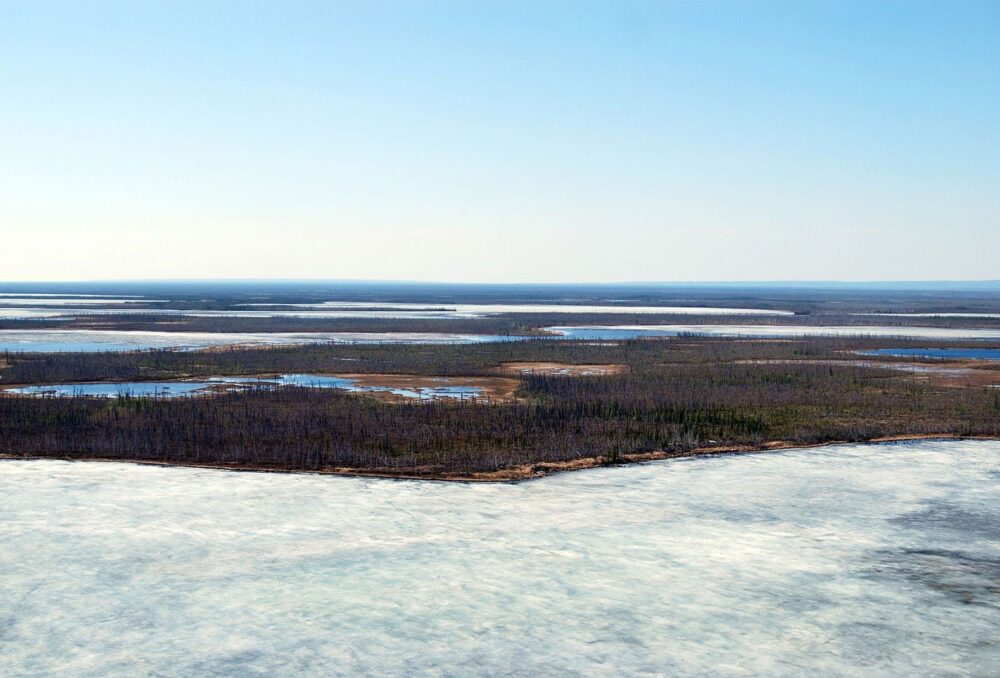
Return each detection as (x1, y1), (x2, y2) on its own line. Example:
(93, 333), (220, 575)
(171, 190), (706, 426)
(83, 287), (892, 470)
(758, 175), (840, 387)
(2, 433), (997, 483)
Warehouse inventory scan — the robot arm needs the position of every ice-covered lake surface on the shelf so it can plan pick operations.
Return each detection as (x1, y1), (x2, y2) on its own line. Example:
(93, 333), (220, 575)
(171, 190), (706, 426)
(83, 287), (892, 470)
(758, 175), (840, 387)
(2, 439), (998, 676)
(0, 296), (154, 306)
(0, 302), (794, 320)
(0, 329), (521, 352)
(7, 325), (1000, 353)
(237, 302), (795, 317)
(547, 325), (1000, 340)
(0, 308), (76, 319)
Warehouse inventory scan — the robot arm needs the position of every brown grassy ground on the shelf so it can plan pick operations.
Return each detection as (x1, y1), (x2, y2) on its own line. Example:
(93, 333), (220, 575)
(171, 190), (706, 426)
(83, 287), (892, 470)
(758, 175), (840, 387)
(731, 358), (1000, 389)
(498, 362), (626, 376)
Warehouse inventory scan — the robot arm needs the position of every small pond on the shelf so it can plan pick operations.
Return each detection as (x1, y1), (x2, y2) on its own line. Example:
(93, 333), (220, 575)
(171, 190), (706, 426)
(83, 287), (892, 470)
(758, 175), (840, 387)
(859, 348), (1000, 361)
(3, 374), (483, 401)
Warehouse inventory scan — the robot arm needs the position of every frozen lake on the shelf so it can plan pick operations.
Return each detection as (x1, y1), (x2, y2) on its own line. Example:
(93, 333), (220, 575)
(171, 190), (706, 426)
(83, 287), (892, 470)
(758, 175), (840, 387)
(0, 296), (154, 306)
(2, 439), (998, 676)
(0, 301), (794, 321)
(6, 325), (1000, 353)
(237, 302), (795, 318)
(0, 330), (521, 352)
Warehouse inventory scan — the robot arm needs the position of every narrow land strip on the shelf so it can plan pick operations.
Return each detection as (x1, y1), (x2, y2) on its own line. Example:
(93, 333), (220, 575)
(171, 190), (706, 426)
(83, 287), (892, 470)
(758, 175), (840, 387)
(5, 433), (996, 483)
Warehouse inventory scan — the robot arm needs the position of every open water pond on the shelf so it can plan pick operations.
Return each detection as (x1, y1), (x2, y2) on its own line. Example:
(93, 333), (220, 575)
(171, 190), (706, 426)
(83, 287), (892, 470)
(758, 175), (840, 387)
(209, 374), (484, 400)
(860, 348), (1000, 361)
(2, 382), (222, 398)
(2, 374), (484, 400)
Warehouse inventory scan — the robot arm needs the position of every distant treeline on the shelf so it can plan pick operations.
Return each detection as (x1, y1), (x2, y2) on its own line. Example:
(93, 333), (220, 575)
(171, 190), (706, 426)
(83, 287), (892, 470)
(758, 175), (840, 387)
(2, 356), (999, 474)
(6, 281), (1000, 314)
(5, 310), (1000, 334)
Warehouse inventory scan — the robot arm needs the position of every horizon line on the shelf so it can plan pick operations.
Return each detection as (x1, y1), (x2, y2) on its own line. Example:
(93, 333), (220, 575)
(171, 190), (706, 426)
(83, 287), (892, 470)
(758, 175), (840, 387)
(1, 278), (999, 287)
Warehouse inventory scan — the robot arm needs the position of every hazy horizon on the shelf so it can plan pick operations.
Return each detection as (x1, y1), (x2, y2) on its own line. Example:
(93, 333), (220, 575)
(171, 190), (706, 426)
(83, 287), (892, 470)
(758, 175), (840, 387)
(2, 278), (1000, 291)
(3, 1), (997, 282)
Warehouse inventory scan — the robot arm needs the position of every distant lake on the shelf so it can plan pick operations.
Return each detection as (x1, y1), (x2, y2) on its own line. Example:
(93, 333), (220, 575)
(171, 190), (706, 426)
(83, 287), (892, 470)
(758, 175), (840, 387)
(0, 296), (155, 306)
(0, 330), (523, 353)
(2, 439), (998, 675)
(0, 302), (795, 321)
(546, 325), (1000, 340)
(859, 348), (1000, 361)
(6, 325), (1000, 353)
(0, 308), (70, 319)
(238, 301), (795, 317)
(857, 312), (1000, 319)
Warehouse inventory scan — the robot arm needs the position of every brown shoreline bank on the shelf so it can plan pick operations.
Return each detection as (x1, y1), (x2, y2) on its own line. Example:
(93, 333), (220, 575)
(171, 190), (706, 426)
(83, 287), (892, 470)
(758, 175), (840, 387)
(3, 433), (997, 484)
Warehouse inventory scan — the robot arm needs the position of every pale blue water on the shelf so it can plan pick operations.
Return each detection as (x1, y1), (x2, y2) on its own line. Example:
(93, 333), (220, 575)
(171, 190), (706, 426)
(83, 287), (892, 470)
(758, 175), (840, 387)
(211, 374), (483, 400)
(860, 348), (1000, 361)
(548, 326), (684, 340)
(3, 375), (483, 400)
(858, 312), (1000, 319)
(547, 325), (1000, 340)
(6, 326), (1000, 354)
(1, 440), (998, 676)
(2, 382), (220, 398)
(0, 339), (167, 352)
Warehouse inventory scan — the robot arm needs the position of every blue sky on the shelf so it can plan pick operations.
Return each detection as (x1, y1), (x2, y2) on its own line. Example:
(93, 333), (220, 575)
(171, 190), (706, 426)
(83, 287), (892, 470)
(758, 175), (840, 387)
(1, 1), (997, 282)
